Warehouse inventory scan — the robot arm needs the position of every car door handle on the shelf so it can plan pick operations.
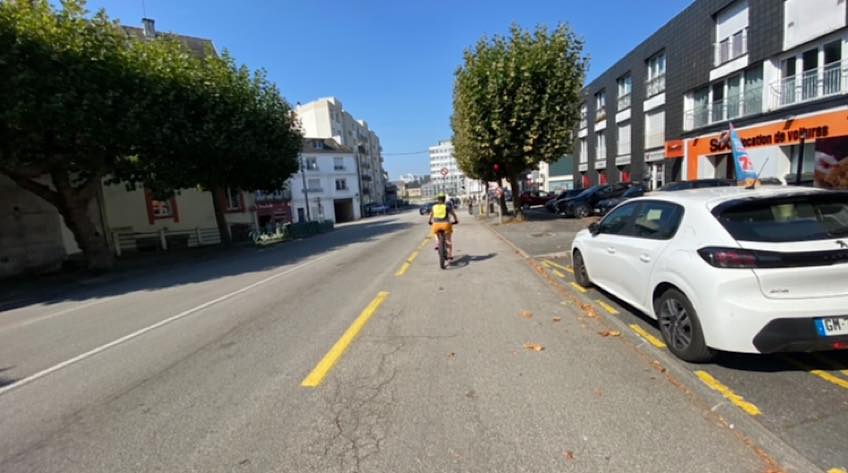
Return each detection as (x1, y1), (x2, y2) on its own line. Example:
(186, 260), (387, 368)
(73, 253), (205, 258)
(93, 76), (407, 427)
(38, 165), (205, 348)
(640, 254), (651, 263)
(606, 247), (616, 254)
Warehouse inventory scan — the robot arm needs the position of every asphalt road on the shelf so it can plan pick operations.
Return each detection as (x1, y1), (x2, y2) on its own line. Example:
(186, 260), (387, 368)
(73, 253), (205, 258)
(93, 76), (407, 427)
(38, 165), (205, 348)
(0, 210), (813, 472)
(498, 207), (848, 473)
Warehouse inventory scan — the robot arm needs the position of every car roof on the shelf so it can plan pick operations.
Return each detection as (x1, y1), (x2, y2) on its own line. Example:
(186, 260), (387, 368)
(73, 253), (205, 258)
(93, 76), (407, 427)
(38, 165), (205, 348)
(637, 185), (830, 209)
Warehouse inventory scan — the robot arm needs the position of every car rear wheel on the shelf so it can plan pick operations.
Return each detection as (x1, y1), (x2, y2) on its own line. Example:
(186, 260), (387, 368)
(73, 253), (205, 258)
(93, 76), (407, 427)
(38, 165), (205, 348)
(655, 289), (714, 362)
(575, 205), (591, 219)
(572, 250), (592, 288)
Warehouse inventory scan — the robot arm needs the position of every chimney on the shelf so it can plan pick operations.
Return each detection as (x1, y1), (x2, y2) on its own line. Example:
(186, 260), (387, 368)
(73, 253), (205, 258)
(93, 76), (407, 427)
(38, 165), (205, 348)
(142, 18), (155, 38)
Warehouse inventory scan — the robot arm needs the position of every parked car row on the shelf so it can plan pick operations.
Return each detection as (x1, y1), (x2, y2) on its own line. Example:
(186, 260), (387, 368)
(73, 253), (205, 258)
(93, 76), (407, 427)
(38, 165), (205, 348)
(571, 185), (848, 362)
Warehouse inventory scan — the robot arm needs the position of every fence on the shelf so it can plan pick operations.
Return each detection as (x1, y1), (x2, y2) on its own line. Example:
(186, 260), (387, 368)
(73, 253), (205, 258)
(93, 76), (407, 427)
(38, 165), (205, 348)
(112, 227), (224, 256)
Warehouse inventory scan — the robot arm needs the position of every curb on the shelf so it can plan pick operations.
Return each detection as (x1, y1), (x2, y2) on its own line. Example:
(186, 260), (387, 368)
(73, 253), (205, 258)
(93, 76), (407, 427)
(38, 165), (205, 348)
(481, 219), (825, 473)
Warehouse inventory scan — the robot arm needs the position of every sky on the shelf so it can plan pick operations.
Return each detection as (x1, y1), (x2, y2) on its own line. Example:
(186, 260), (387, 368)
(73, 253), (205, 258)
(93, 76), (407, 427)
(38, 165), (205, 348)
(83, 0), (693, 180)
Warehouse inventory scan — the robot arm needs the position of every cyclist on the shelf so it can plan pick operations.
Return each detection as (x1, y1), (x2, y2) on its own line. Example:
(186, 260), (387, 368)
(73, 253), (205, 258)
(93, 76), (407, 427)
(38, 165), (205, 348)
(428, 193), (459, 261)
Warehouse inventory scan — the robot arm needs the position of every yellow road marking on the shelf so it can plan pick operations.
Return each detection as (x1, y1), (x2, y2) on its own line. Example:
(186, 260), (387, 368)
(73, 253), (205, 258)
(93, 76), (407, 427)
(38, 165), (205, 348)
(302, 291), (390, 388)
(407, 251), (419, 263)
(552, 269), (567, 278)
(543, 259), (571, 272)
(628, 324), (667, 348)
(812, 353), (848, 377)
(541, 261), (553, 268)
(596, 300), (620, 315)
(828, 468), (847, 473)
(570, 282), (588, 293)
(694, 370), (762, 416)
(564, 265), (574, 274)
(395, 262), (411, 277)
(418, 239), (430, 249)
(783, 357), (848, 391)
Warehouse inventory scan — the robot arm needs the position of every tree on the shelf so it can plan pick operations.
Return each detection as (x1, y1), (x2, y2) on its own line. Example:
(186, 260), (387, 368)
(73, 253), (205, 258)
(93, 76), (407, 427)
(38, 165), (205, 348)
(451, 24), (587, 219)
(0, 0), (301, 269)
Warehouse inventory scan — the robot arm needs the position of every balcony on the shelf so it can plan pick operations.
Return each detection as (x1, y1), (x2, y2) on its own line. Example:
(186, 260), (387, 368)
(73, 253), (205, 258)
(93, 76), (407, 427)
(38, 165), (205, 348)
(617, 93), (631, 111)
(714, 29), (747, 66)
(772, 60), (847, 108)
(684, 86), (763, 130)
(646, 74), (665, 97)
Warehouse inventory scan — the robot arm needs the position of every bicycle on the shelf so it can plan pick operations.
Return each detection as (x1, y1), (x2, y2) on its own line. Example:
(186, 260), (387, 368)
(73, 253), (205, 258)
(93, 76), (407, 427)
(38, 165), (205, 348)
(430, 222), (457, 270)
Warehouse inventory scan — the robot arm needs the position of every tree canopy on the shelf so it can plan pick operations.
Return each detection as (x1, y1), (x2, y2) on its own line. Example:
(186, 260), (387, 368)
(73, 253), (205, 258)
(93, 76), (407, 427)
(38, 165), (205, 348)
(451, 24), (587, 216)
(0, 0), (302, 268)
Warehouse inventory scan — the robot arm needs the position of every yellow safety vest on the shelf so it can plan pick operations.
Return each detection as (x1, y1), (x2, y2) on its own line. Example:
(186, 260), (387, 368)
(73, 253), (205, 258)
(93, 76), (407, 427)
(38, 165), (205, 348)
(432, 203), (448, 221)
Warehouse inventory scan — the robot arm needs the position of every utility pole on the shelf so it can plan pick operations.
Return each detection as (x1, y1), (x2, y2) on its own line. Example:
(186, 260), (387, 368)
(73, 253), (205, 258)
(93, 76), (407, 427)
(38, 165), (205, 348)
(300, 155), (311, 221)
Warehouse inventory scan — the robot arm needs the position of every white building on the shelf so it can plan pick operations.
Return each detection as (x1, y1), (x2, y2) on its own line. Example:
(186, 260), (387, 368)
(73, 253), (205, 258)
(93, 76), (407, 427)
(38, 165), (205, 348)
(295, 98), (387, 210)
(288, 138), (360, 224)
(428, 140), (488, 197)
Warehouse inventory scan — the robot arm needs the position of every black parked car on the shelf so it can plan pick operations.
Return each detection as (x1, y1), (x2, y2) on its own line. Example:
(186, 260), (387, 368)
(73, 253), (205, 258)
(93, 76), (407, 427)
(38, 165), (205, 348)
(594, 184), (646, 216)
(419, 202), (434, 215)
(544, 189), (583, 213)
(557, 184), (630, 218)
(657, 178), (736, 191)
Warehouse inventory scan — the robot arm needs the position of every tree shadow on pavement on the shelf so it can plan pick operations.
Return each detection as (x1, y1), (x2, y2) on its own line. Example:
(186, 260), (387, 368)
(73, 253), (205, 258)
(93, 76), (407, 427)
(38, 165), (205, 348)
(449, 253), (497, 268)
(0, 217), (414, 313)
(0, 367), (17, 388)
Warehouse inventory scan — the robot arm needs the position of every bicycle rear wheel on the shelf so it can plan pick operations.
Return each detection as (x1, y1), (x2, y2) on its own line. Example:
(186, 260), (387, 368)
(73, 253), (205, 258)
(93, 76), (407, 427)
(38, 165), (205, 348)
(438, 232), (447, 269)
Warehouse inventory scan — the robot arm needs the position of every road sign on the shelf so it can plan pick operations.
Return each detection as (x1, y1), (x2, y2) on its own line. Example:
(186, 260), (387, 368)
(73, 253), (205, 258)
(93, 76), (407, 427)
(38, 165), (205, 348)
(440, 168), (449, 177)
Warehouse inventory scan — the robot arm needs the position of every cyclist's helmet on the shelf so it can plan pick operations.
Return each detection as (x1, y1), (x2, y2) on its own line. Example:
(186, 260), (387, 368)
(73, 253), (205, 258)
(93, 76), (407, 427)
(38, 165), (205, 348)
(436, 192), (446, 203)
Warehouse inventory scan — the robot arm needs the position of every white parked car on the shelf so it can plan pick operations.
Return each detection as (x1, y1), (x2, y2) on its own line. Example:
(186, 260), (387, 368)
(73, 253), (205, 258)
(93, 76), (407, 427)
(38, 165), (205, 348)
(570, 186), (848, 362)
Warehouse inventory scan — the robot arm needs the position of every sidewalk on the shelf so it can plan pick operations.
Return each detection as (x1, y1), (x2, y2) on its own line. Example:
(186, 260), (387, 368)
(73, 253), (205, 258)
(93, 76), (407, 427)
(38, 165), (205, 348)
(476, 206), (595, 258)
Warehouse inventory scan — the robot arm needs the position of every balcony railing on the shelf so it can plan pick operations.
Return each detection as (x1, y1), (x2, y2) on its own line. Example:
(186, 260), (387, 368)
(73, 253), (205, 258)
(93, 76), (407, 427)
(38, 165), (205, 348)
(771, 59), (847, 108)
(684, 86), (763, 130)
(617, 93), (631, 111)
(646, 74), (666, 97)
(714, 28), (747, 66)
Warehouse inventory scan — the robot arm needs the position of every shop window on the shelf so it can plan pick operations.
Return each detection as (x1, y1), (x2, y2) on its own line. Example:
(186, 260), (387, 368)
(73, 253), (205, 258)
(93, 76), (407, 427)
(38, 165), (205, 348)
(620, 169), (631, 183)
(787, 142), (817, 182)
(599, 171), (608, 185)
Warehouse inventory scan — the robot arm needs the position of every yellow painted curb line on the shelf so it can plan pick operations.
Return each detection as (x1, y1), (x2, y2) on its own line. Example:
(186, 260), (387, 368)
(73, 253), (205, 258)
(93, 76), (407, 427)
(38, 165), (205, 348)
(570, 282), (588, 293)
(628, 324), (666, 348)
(543, 259), (571, 272)
(783, 357), (848, 391)
(302, 291), (390, 388)
(827, 468), (847, 473)
(406, 251), (419, 263)
(694, 370), (762, 416)
(596, 300), (620, 315)
(395, 262), (411, 277)
(552, 269), (566, 278)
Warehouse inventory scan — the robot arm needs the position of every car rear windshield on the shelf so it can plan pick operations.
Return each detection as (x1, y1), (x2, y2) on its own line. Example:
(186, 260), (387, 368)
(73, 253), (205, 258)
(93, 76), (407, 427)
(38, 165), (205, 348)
(715, 192), (848, 242)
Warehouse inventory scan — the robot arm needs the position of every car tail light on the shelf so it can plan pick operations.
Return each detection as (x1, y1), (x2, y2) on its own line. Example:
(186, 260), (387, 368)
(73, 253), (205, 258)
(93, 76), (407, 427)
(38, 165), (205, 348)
(833, 341), (848, 350)
(698, 247), (758, 268)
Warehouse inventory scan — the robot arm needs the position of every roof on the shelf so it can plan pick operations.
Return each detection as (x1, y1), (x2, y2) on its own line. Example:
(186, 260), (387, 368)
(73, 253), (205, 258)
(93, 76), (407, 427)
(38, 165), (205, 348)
(642, 185), (831, 208)
(122, 26), (216, 58)
(302, 138), (353, 154)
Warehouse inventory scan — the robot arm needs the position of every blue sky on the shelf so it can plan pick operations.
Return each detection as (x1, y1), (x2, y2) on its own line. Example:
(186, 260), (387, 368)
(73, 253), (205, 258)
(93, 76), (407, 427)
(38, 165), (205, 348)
(84, 0), (692, 179)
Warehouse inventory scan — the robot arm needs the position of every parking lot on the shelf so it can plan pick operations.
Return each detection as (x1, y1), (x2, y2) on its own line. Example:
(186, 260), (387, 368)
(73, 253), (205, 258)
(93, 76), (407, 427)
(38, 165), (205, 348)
(486, 206), (848, 473)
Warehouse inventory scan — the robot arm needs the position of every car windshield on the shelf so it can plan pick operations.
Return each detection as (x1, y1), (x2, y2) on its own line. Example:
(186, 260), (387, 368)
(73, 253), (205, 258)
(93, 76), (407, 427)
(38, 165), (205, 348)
(622, 187), (642, 197)
(715, 192), (848, 242)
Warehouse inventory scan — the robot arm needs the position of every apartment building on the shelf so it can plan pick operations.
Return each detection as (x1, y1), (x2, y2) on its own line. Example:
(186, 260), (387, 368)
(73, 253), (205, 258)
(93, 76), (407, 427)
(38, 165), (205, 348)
(296, 98), (387, 210)
(288, 138), (360, 224)
(576, 0), (848, 190)
(428, 140), (487, 197)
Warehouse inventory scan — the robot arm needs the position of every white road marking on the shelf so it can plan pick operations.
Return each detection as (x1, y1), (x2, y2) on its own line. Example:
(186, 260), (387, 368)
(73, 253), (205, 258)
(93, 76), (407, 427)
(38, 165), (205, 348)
(0, 252), (335, 397)
(3, 297), (119, 331)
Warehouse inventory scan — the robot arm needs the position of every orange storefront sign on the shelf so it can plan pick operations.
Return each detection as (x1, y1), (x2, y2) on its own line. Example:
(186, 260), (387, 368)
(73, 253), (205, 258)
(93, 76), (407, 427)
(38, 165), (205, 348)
(665, 139), (684, 158)
(686, 110), (848, 180)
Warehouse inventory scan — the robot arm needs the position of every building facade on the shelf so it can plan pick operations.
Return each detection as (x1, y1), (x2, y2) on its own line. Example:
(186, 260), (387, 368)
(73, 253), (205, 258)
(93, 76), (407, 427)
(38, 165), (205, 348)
(540, 155), (576, 192)
(288, 138), (361, 224)
(575, 0), (848, 190)
(296, 98), (387, 210)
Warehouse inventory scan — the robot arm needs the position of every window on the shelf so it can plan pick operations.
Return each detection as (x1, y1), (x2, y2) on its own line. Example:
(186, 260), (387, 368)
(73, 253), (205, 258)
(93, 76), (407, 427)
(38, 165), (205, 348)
(645, 110), (665, 149)
(580, 103), (588, 129)
(711, 81), (725, 122)
(632, 201), (684, 240)
(311, 140), (324, 150)
(778, 40), (846, 106)
(823, 40), (843, 96)
(716, 193), (848, 242)
(595, 130), (606, 160)
(595, 91), (606, 121)
(335, 178), (348, 191)
(144, 190), (178, 224)
(579, 138), (588, 164)
(225, 188), (242, 211)
(617, 74), (632, 110)
(307, 178), (321, 191)
(334, 157), (345, 170)
(744, 66), (763, 114)
(617, 122), (631, 156)
(714, 1), (748, 65)
(646, 51), (666, 96)
(692, 87), (710, 128)
(305, 157), (318, 171)
(600, 203), (639, 235)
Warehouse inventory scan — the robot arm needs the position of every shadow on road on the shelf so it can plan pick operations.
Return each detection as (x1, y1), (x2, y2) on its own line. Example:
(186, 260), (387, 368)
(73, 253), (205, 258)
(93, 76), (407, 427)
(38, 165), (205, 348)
(0, 217), (413, 314)
(0, 367), (17, 388)
(449, 253), (498, 269)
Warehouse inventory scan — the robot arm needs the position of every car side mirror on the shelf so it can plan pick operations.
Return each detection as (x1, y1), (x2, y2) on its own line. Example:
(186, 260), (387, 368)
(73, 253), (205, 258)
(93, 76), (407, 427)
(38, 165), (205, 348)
(589, 222), (601, 236)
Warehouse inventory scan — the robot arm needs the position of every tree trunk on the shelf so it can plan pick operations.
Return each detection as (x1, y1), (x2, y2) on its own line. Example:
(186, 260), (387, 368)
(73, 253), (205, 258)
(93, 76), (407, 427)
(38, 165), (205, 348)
(497, 178), (508, 215)
(47, 172), (114, 271)
(509, 174), (524, 221)
(211, 187), (232, 245)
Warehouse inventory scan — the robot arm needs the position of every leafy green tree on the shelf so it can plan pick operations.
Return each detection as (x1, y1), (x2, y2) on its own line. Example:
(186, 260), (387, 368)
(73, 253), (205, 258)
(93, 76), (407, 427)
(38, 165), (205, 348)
(0, 0), (301, 268)
(452, 24), (587, 218)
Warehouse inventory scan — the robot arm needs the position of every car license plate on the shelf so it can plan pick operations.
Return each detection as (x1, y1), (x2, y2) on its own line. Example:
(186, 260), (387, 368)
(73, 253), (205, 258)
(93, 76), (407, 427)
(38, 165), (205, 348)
(815, 317), (848, 336)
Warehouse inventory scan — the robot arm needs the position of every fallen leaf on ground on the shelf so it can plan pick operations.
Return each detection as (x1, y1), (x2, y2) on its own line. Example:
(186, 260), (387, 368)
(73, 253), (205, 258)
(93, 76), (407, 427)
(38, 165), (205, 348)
(552, 316), (562, 322)
(518, 310), (533, 320)
(578, 302), (598, 318)
(651, 360), (667, 373)
(598, 330), (621, 337)
(563, 450), (575, 461)
(448, 352), (456, 358)
(523, 343), (545, 352)
(593, 388), (603, 398)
